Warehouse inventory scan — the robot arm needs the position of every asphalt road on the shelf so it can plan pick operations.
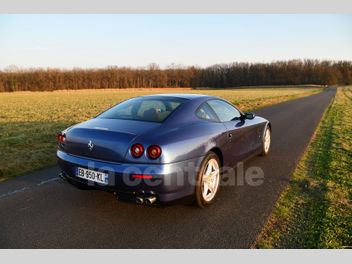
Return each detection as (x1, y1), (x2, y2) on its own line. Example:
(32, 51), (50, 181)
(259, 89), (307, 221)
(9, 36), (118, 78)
(0, 87), (336, 248)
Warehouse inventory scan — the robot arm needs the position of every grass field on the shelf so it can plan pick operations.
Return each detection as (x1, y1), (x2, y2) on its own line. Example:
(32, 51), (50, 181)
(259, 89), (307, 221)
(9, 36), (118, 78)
(255, 86), (352, 248)
(0, 87), (322, 181)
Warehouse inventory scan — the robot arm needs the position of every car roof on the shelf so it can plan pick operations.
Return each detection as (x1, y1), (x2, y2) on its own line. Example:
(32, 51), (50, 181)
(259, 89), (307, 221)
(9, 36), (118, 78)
(142, 93), (211, 100)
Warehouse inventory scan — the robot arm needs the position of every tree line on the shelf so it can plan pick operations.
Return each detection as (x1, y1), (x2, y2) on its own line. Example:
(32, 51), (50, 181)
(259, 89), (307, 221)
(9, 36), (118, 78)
(0, 60), (351, 92)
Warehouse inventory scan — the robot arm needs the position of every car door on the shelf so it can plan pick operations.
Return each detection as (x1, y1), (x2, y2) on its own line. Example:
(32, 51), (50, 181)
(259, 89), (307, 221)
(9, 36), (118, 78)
(207, 99), (259, 165)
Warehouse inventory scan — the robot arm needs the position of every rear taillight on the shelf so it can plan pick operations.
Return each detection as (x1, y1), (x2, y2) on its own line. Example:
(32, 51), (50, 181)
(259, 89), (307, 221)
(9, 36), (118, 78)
(57, 133), (66, 144)
(147, 145), (162, 159)
(131, 143), (144, 158)
(131, 174), (153, 179)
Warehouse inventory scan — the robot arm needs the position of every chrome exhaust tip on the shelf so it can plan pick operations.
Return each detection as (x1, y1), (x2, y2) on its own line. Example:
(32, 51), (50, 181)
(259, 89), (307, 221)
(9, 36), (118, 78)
(135, 196), (144, 205)
(144, 196), (157, 205)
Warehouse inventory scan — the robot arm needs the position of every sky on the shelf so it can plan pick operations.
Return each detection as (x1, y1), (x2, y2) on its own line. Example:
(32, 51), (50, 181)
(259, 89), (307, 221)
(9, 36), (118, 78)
(0, 14), (351, 69)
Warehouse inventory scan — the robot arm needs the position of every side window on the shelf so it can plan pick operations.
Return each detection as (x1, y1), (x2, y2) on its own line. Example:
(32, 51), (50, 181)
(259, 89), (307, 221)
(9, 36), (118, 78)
(196, 103), (219, 122)
(207, 99), (242, 122)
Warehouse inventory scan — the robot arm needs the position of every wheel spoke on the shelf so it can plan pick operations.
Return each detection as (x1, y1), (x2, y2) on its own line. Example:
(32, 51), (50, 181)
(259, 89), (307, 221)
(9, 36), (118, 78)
(208, 183), (215, 193)
(202, 182), (209, 197)
(210, 169), (219, 179)
(205, 162), (212, 176)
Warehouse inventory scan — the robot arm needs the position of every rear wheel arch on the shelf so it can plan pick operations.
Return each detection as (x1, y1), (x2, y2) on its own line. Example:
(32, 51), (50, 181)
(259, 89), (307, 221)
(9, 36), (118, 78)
(209, 147), (223, 167)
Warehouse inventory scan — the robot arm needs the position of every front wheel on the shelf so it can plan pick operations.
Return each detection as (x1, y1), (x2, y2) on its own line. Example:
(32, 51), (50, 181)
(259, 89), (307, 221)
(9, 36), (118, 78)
(261, 126), (271, 156)
(195, 152), (221, 208)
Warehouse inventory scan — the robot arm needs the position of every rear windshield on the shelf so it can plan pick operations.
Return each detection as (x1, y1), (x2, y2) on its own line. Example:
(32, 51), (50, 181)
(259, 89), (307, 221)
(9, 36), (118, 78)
(97, 97), (187, 123)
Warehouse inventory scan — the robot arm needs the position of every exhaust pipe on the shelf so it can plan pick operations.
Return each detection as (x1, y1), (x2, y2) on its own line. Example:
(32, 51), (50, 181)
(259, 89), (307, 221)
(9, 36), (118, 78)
(144, 196), (157, 205)
(135, 196), (144, 205)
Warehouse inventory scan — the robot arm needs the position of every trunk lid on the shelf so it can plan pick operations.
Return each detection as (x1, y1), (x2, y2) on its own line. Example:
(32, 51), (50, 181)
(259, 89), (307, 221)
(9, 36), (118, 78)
(63, 118), (160, 162)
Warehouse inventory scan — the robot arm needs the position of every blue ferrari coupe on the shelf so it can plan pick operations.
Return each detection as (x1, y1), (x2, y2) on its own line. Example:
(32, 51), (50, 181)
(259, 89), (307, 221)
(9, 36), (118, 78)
(57, 94), (271, 207)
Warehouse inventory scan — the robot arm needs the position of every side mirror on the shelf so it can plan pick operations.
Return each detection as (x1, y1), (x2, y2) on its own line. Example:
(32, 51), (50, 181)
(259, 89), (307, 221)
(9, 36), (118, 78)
(244, 112), (255, 120)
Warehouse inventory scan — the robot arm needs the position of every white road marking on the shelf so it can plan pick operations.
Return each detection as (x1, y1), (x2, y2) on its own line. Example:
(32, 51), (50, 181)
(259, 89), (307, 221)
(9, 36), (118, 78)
(0, 187), (30, 199)
(36, 177), (60, 186)
(0, 177), (60, 200)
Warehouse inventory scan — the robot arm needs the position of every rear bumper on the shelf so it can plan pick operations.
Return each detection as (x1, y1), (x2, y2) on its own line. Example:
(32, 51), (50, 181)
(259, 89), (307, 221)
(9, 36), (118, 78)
(57, 150), (204, 203)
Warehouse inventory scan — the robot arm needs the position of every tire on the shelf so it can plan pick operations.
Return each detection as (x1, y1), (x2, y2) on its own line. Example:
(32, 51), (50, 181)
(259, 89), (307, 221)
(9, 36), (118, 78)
(195, 152), (221, 208)
(261, 125), (271, 156)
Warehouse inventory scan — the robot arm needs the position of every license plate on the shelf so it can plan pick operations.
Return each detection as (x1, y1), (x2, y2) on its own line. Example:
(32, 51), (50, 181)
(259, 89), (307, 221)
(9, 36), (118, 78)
(76, 167), (109, 185)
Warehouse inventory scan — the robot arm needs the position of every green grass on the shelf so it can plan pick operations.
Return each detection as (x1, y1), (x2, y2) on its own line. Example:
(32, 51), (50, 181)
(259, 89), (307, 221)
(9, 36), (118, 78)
(0, 87), (321, 182)
(255, 86), (352, 248)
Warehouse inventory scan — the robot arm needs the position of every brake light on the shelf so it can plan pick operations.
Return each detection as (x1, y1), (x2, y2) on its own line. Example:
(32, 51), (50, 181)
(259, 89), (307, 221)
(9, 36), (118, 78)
(57, 133), (66, 144)
(147, 145), (162, 159)
(131, 174), (153, 179)
(131, 143), (144, 158)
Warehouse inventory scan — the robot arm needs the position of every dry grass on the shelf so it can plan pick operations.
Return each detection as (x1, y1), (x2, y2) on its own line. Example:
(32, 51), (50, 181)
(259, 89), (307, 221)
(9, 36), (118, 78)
(0, 87), (321, 181)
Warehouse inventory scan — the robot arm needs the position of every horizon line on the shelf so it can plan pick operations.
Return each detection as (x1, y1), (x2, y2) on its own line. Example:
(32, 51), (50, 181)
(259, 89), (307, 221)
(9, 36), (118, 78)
(2, 58), (352, 72)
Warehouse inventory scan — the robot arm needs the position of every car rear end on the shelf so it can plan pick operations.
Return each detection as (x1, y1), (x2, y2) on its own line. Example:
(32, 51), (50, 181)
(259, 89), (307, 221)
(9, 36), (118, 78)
(57, 96), (202, 204)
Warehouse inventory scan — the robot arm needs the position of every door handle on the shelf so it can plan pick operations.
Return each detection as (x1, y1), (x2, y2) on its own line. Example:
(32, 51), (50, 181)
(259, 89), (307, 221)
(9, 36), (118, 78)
(228, 133), (233, 138)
